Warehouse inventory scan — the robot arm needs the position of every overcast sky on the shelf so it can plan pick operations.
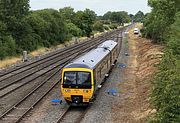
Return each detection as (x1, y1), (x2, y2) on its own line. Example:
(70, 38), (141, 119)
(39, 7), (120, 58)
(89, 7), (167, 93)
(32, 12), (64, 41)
(30, 0), (151, 15)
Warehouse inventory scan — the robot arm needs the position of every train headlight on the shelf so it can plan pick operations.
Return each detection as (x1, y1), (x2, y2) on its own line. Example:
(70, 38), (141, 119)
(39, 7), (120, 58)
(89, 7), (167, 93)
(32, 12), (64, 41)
(64, 89), (71, 92)
(83, 90), (89, 93)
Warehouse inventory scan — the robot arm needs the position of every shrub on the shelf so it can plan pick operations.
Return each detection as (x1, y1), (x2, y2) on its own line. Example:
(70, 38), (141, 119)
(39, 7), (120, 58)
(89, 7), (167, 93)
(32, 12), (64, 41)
(93, 21), (104, 32)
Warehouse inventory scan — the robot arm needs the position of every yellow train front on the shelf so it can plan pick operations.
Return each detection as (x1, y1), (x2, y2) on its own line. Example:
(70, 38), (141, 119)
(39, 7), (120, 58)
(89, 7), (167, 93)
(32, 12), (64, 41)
(61, 40), (119, 106)
(61, 67), (94, 105)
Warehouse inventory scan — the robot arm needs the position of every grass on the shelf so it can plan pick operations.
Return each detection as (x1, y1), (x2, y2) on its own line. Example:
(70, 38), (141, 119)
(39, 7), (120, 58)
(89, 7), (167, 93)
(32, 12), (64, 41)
(0, 56), (21, 69)
(124, 37), (129, 46)
(29, 47), (49, 56)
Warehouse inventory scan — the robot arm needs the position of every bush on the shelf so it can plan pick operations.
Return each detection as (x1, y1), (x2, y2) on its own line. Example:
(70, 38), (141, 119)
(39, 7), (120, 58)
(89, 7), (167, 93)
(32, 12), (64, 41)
(0, 36), (16, 60)
(66, 22), (82, 39)
(93, 21), (104, 32)
(103, 25), (110, 30)
(150, 11), (180, 123)
(109, 23), (118, 29)
(151, 50), (180, 123)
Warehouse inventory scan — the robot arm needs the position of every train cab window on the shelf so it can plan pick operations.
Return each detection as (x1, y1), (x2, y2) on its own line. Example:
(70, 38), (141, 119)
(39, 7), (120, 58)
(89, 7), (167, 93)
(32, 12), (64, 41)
(63, 71), (92, 89)
(64, 72), (76, 85)
(77, 72), (91, 85)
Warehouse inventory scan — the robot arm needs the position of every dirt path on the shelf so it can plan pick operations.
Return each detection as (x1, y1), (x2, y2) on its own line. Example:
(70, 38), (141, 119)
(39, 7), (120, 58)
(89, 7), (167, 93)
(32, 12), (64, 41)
(112, 25), (163, 123)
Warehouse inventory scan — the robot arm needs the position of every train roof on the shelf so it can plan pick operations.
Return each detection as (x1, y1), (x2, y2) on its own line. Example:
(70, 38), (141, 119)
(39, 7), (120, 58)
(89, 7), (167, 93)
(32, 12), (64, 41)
(64, 40), (117, 69)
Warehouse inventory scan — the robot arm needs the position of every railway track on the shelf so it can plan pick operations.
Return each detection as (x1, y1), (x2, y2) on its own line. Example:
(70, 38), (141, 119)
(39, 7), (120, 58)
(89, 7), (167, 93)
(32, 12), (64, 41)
(0, 38), (105, 116)
(0, 36), (102, 88)
(0, 29), (122, 98)
(0, 28), (124, 123)
(0, 37), (105, 97)
(0, 31), (118, 98)
(0, 39), (101, 123)
(56, 106), (90, 123)
(0, 29), (121, 92)
(0, 29), (117, 79)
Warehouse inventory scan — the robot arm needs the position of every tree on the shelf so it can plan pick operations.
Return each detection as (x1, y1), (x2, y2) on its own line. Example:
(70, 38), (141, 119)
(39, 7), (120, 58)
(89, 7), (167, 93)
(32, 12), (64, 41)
(74, 9), (96, 37)
(134, 11), (144, 22)
(103, 11), (131, 25)
(66, 22), (82, 39)
(103, 11), (112, 20)
(0, 0), (30, 44)
(143, 0), (177, 43)
(59, 7), (75, 23)
(167, 11), (180, 56)
(0, 19), (17, 59)
(0, 35), (16, 59)
(129, 14), (134, 22)
(0, 0), (30, 20)
(21, 9), (67, 48)
(93, 21), (104, 32)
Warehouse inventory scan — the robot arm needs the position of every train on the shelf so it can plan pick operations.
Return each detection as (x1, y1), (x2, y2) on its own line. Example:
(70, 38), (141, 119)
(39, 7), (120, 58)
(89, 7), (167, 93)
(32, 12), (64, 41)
(61, 40), (119, 106)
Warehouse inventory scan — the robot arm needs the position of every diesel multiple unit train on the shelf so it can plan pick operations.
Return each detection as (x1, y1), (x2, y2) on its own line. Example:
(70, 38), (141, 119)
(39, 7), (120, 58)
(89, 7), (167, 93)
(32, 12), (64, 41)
(61, 40), (119, 105)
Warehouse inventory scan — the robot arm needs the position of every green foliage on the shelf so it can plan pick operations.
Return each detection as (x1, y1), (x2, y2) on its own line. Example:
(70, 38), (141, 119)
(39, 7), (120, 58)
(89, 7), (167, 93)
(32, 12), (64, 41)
(66, 23), (82, 39)
(0, 20), (7, 34)
(167, 12), (180, 57)
(103, 25), (110, 31)
(134, 11), (144, 22)
(0, 0), (30, 58)
(93, 21), (104, 32)
(151, 50), (180, 123)
(0, 2), (134, 59)
(0, 0), (30, 20)
(143, 0), (178, 43)
(109, 23), (118, 29)
(0, 35), (16, 59)
(146, 1), (180, 122)
(96, 16), (103, 20)
(74, 9), (96, 37)
(18, 9), (67, 52)
(103, 11), (131, 25)
(103, 11), (112, 20)
(59, 7), (75, 23)
(129, 14), (134, 19)
(0, 0), (30, 39)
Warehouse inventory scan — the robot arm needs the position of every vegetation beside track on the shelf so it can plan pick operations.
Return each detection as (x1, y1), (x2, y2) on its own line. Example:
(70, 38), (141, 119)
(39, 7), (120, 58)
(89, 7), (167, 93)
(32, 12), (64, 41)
(142, 0), (180, 122)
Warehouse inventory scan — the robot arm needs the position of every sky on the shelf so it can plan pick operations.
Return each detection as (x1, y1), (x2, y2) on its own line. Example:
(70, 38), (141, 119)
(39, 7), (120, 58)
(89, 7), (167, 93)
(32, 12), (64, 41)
(30, 0), (151, 15)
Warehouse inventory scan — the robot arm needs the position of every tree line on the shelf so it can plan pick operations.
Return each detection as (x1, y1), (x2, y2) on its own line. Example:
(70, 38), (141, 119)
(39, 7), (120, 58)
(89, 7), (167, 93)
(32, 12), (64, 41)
(0, 0), (144, 60)
(142, 0), (180, 122)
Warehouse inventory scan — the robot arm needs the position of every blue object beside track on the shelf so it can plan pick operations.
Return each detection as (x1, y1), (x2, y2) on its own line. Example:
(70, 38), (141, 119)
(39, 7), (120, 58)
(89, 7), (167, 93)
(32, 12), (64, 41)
(51, 99), (62, 103)
(119, 63), (126, 68)
(106, 89), (118, 95)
